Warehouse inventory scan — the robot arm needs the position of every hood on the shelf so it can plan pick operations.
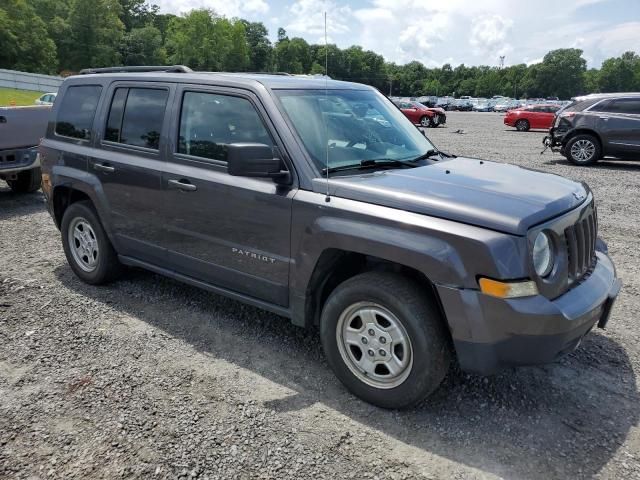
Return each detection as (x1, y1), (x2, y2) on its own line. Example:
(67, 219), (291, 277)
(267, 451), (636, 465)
(317, 157), (588, 235)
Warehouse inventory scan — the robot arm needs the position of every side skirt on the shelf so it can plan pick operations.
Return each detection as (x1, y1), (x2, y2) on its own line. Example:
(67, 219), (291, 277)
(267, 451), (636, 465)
(118, 255), (293, 320)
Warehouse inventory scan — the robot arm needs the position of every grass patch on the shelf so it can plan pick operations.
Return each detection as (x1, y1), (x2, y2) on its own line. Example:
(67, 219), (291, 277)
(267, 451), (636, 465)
(0, 88), (43, 106)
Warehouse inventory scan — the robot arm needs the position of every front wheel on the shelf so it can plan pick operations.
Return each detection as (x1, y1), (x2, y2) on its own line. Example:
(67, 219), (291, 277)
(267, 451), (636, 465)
(420, 116), (431, 127)
(320, 272), (451, 409)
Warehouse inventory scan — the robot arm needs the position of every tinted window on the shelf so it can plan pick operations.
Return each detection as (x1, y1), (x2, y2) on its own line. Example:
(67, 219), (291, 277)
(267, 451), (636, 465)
(605, 99), (640, 115)
(120, 88), (168, 149)
(562, 98), (601, 113)
(55, 85), (102, 140)
(178, 92), (273, 162)
(105, 88), (128, 142)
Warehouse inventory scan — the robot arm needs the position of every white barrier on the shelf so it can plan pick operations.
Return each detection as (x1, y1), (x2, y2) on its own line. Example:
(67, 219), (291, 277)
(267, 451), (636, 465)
(0, 69), (63, 93)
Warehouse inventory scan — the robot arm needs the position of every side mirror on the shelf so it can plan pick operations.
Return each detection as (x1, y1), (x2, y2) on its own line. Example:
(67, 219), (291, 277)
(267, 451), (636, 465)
(227, 143), (288, 180)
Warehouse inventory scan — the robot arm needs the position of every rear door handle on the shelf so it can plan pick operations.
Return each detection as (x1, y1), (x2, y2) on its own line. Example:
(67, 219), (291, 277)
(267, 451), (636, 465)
(599, 116), (609, 121)
(94, 163), (115, 173)
(168, 179), (197, 191)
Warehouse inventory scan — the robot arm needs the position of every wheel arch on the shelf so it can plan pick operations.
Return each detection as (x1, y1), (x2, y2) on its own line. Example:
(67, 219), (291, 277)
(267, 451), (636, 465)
(50, 171), (115, 244)
(296, 248), (451, 338)
(561, 128), (603, 149)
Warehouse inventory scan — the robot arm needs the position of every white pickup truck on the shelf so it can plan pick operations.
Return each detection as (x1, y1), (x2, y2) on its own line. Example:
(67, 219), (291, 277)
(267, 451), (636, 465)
(0, 105), (50, 193)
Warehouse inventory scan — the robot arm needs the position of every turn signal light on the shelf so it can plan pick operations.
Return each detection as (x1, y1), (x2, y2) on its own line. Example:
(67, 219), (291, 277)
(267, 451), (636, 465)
(478, 277), (539, 299)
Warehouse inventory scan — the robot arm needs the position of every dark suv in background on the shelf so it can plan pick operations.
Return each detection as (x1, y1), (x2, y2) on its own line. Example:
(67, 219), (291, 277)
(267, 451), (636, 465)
(546, 93), (640, 165)
(40, 66), (620, 409)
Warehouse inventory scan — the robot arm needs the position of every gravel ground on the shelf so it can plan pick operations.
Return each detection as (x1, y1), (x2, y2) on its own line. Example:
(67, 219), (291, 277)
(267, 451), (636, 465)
(1, 111), (639, 480)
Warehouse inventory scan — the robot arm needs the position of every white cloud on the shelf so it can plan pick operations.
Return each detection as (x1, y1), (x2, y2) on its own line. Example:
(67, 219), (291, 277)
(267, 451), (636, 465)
(285, 0), (352, 36)
(153, 0), (634, 68)
(469, 14), (513, 60)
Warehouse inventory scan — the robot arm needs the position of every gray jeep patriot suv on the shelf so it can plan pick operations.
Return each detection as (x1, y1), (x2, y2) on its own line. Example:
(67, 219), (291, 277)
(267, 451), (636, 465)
(40, 66), (621, 408)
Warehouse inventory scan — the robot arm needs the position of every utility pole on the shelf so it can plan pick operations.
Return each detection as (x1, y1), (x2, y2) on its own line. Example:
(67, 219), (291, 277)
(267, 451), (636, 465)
(389, 77), (392, 96)
(499, 56), (505, 69)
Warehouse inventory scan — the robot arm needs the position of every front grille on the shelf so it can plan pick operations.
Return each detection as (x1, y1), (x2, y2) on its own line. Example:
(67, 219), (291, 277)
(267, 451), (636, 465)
(564, 206), (597, 283)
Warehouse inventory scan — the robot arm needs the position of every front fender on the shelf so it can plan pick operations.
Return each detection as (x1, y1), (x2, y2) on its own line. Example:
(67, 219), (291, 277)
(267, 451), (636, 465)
(289, 190), (527, 325)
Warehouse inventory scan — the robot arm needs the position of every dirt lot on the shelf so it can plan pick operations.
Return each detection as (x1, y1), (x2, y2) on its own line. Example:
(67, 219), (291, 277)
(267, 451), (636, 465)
(1, 111), (639, 479)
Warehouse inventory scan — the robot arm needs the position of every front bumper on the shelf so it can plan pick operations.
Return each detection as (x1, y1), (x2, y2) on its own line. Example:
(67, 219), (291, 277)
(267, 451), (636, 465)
(436, 251), (621, 375)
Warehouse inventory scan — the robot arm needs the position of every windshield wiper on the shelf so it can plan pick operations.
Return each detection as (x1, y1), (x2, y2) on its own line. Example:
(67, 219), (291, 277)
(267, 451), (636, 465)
(411, 149), (441, 161)
(322, 157), (419, 174)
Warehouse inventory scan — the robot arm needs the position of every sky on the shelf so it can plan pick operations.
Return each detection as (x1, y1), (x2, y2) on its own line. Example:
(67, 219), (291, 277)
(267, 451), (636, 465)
(154, 0), (640, 68)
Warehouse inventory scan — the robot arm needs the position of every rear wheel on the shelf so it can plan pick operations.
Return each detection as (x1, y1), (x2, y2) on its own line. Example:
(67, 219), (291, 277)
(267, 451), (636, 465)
(320, 271), (451, 409)
(565, 134), (601, 166)
(515, 119), (530, 132)
(61, 201), (123, 284)
(420, 116), (431, 128)
(7, 167), (41, 193)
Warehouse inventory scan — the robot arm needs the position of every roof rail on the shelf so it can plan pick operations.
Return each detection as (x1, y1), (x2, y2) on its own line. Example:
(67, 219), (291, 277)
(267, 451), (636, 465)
(79, 65), (193, 75)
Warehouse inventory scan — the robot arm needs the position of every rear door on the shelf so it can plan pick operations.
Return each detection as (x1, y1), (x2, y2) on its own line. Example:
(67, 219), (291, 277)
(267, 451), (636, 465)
(90, 82), (174, 264)
(160, 85), (295, 306)
(592, 98), (640, 156)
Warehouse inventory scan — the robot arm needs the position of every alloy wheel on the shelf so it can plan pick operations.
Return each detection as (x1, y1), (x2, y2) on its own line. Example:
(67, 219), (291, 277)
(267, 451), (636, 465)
(570, 139), (596, 163)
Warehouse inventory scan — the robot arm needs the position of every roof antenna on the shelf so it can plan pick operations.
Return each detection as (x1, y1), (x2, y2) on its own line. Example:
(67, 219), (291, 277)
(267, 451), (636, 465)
(324, 9), (330, 203)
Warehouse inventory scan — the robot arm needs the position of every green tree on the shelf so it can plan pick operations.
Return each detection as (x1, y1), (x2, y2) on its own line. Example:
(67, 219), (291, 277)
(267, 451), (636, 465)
(66, 0), (124, 70)
(117, 0), (158, 30)
(598, 51), (640, 92)
(166, 9), (236, 71)
(225, 21), (249, 71)
(0, 0), (57, 73)
(120, 25), (166, 65)
(536, 48), (587, 98)
(241, 21), (271, 71)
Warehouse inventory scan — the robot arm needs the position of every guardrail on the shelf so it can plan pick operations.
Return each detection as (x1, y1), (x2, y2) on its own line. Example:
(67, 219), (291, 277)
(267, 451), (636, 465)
(0, 69), (63, 93)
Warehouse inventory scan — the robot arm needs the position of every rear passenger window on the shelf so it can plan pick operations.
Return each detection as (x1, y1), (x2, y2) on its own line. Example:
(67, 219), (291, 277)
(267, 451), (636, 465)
(177, 92), (273, 162)
(104, 87), (168, 149)
(605, 99), (640, 115)
(55, 85), (102, 140)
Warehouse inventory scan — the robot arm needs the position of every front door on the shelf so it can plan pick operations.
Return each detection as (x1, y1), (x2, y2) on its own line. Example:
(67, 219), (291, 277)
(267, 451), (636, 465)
(90, 82), (174, 264)
(160, 86), (294, 306)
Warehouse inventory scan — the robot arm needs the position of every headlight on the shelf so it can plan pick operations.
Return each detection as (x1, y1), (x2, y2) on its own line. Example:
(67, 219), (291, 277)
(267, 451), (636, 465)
(533, 231), (554, 277)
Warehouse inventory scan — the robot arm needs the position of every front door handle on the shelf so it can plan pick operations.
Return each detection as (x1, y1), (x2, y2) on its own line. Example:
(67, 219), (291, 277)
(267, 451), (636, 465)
(94, 163), (115, 173)
(599, 116), (609, 121)
(168, 179), (197, 191)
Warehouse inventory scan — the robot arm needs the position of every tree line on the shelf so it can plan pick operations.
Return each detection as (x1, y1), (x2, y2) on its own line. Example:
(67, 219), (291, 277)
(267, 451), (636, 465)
(2, 0), (639, 99)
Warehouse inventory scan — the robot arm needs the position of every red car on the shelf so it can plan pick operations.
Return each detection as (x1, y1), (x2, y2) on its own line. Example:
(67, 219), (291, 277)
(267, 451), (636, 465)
(504, 104), (561, 131)
(393, 100), (446, 127)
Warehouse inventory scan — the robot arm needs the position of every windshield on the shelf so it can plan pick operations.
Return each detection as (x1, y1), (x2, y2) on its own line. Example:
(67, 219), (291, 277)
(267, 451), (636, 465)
(275, 89), (435, 173)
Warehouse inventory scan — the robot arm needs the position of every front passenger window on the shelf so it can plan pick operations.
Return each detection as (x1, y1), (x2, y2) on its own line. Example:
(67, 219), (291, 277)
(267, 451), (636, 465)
(178, 92), (274, 162)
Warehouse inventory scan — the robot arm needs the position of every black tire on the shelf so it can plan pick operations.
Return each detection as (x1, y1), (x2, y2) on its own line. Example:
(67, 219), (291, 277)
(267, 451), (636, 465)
(565, 134), (601, 166)
(61, 200), (122, 285)
(320, 271), (451, 409)
(419, 116), (431, 128)
(429, 115), (441, 128)
(7, 167), (41, 193)
(515, 119), (530, 132)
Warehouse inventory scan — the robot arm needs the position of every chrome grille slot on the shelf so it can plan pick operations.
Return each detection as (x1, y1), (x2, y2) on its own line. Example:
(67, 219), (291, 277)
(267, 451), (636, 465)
(564, 205), (597, 283)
